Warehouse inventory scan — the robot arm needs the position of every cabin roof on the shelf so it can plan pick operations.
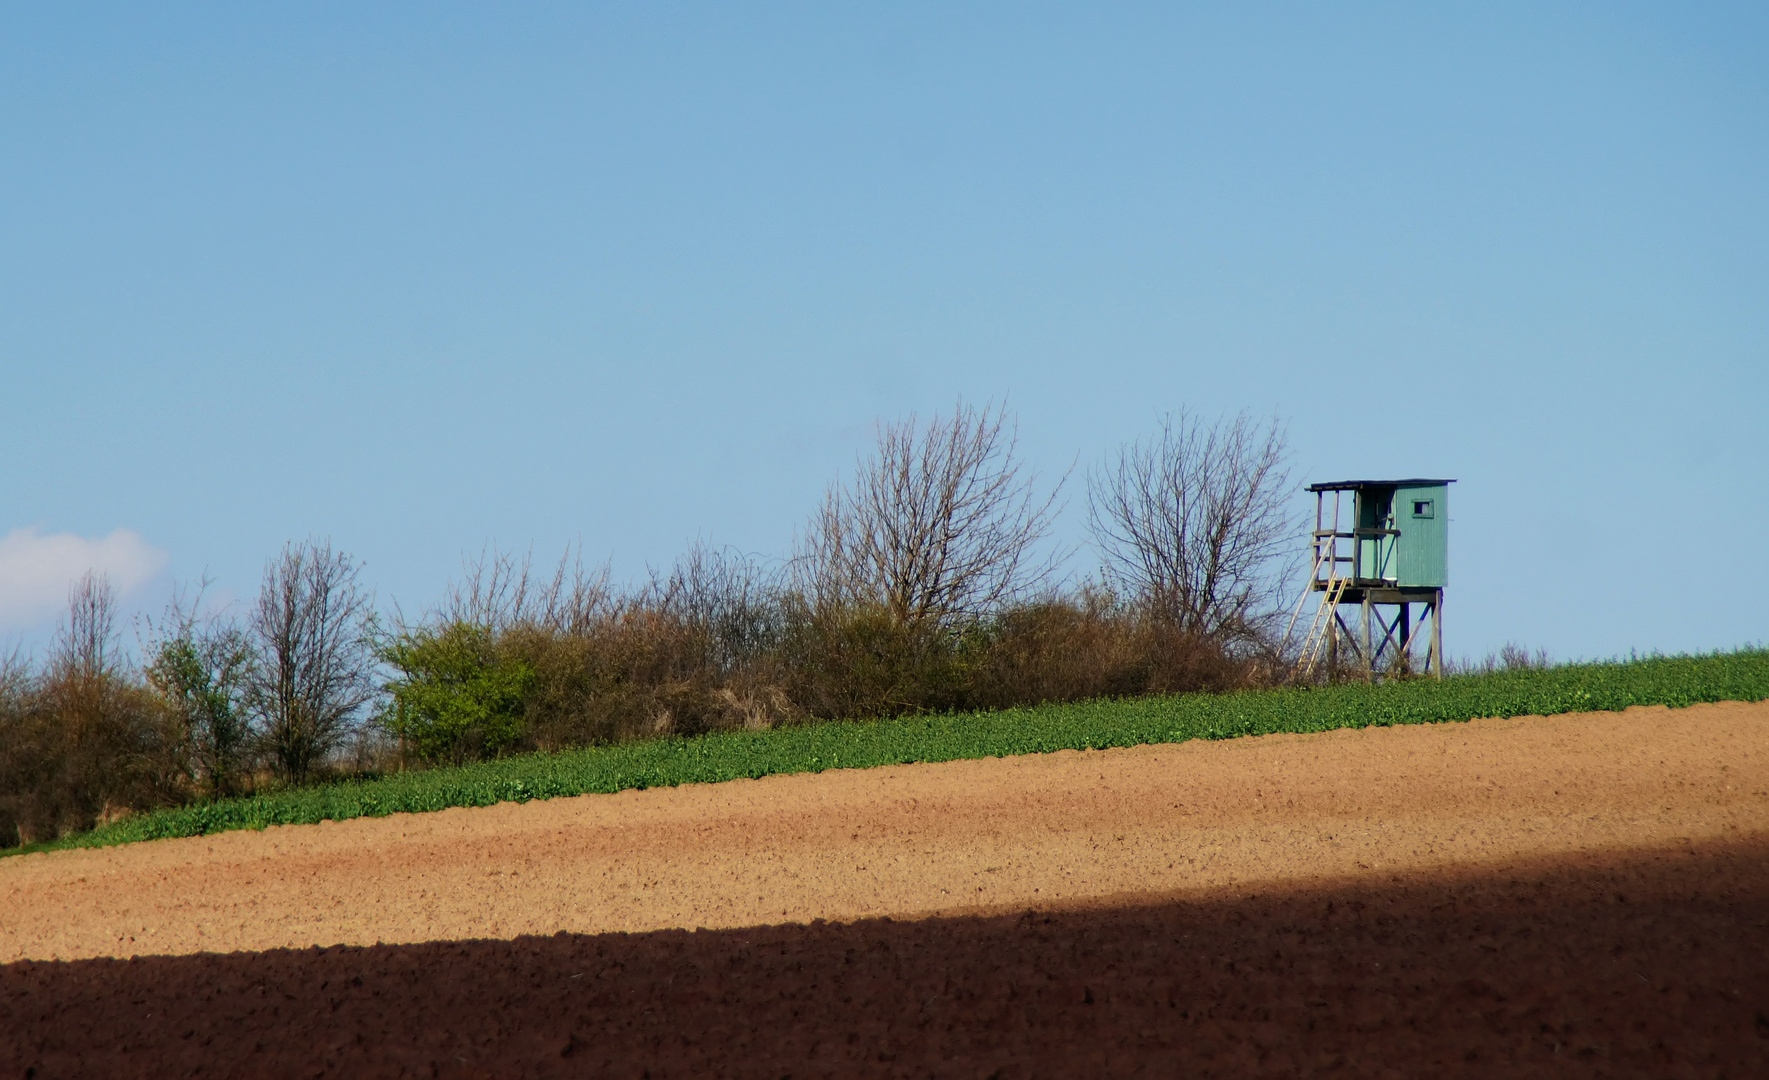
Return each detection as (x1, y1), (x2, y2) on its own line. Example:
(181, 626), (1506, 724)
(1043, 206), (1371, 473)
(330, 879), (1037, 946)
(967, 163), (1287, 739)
(1305, 478), (1456, 493)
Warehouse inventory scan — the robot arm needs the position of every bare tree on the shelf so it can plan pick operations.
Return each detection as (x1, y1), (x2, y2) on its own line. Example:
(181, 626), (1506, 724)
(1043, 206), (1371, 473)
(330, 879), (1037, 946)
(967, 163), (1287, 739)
(55, 570), (119, 682)
(798, 402), (1063, 629)
(1088, 410), (1295, 642)
(249, 540), (378, 785)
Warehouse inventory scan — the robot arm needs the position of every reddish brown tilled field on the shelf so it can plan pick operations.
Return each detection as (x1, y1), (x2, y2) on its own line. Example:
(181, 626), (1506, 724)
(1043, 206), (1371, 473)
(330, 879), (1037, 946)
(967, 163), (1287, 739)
(6, 838), (1769, 1079)
(7, 701), (1767, 964)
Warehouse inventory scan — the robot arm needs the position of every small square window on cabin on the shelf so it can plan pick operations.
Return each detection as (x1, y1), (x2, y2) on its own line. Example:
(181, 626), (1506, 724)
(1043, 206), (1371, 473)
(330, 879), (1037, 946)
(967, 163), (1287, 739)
(1412, 500), (1434, 518)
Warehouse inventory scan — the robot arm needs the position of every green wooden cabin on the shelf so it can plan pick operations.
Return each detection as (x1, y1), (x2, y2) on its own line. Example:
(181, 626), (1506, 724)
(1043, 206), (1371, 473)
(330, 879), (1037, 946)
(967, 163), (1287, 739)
(1306, 479), (1452, 589)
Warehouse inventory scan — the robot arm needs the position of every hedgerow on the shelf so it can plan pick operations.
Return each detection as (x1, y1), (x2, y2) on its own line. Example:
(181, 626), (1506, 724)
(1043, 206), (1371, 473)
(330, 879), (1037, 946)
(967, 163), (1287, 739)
(8, 647), (1766, 856)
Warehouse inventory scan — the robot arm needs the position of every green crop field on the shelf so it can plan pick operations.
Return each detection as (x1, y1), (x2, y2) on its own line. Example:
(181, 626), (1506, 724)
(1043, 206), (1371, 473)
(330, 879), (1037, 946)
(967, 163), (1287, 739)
(7, 648), (1767, 857)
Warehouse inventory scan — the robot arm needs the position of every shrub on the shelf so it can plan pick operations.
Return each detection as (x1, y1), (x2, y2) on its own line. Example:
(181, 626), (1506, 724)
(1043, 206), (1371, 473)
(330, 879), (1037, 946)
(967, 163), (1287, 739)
(968, 592), (1254, 710)
(145, 610), (256, 801)
(502, 608), (746, 748)
(779, 601), (974, 720)
(0, 575), (183, 845)
(380, 621), (534, 764)
(0, 655), (33, 847)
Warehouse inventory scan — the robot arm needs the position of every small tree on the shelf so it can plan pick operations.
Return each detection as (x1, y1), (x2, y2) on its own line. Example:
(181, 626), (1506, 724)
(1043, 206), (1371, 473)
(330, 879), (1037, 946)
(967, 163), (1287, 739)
(1088, 410), (1294, 642)
(799, 402), (1062, 630)
(146, 588), (256, 800)
(249, 540), (378, 785)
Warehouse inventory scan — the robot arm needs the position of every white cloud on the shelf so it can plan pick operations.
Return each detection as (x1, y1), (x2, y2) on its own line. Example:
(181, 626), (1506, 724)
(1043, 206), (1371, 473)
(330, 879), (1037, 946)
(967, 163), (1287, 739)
(0, 527), (170, 631)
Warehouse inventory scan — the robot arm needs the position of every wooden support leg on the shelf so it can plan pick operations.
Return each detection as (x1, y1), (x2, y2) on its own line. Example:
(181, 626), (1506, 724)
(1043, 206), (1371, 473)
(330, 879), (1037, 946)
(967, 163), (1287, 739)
(1430, 590), (1443, 679)
(1398, 603), (1412, 675)
(1368, 608), (1401, 678)
(1361, 595), (1373, 681)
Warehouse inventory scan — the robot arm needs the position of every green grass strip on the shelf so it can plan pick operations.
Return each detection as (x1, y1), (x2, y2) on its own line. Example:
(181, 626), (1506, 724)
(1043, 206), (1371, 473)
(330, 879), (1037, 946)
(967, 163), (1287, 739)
(9, 647), (1768, 857)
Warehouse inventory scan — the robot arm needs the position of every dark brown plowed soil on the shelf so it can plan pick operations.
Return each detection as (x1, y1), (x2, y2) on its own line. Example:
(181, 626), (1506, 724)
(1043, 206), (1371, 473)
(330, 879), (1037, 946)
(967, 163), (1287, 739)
(6, 838), (1769, 1079)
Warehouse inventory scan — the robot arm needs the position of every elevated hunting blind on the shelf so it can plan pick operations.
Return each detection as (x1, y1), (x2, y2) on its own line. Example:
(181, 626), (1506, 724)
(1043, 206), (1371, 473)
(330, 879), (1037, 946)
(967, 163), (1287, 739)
(1284, 478), (1454, 678)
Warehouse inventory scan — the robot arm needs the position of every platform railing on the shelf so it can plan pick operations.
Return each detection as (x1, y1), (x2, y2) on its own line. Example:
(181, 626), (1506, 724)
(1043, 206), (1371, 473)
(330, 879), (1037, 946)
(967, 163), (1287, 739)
(1310, 527), (1401, 586)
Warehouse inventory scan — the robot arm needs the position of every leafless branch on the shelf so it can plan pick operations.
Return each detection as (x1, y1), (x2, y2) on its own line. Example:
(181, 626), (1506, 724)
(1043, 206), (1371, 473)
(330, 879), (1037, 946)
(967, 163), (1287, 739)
(1088, 410), (1295, 642)
(52, 572), (119, 684)
(647, 541), (785, 675)
(248, 540), (378, 785)
(440, 544), (613, 636)
(798, 402), (1063, 630)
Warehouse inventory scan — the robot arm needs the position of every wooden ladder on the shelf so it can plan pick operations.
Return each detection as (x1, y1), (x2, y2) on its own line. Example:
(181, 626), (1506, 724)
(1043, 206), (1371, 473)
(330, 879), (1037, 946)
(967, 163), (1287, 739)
(1296, 575), (1350, 678)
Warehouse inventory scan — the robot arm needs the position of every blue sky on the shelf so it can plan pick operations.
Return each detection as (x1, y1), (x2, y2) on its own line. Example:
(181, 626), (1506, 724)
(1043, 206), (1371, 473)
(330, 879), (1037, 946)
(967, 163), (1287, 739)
(1, 3), (1764, 661)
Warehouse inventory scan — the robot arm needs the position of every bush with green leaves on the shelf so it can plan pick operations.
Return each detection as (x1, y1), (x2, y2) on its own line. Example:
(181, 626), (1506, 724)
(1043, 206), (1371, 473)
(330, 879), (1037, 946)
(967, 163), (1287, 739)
(145, 618), (255, 801)
(379, 621), (534, 764)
